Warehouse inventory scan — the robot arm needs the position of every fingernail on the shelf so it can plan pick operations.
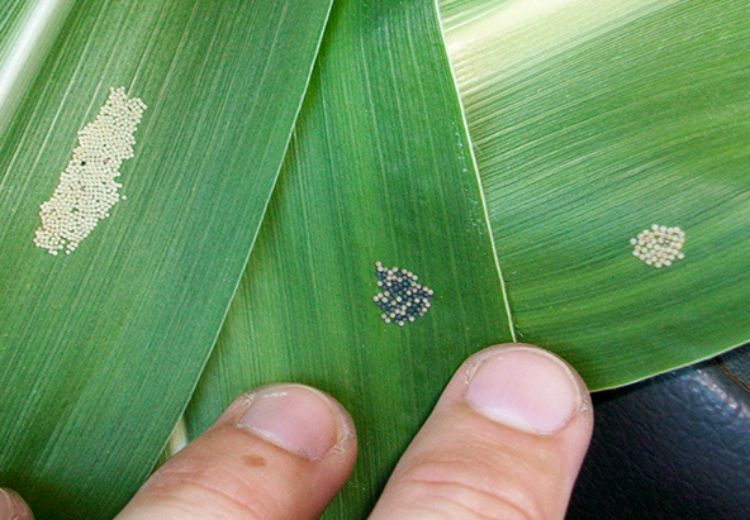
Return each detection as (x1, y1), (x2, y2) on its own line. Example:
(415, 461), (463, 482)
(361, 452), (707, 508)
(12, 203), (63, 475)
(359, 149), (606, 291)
(465, 346), (583, 435)
(237, 384), (342, 460)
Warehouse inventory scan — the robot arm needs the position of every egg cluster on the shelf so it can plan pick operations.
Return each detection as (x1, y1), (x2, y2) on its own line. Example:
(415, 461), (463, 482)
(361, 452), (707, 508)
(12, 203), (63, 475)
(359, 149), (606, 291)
(373, 261), (434, 326)
(630, 224), (686, 268)
(34, 86), (147, 255)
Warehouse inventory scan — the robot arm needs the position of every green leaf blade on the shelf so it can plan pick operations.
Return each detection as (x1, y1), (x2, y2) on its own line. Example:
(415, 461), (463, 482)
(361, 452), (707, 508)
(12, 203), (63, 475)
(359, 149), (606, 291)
(442, 0), (750, 389)
(0, 1), (333, 517)
(186, 0), (512, 517)
(0, 0), (75, 135)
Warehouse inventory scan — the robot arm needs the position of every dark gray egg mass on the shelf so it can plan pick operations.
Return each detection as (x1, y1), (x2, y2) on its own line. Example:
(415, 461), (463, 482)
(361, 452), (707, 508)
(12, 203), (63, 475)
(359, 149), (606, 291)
(373, 261), (433, 326)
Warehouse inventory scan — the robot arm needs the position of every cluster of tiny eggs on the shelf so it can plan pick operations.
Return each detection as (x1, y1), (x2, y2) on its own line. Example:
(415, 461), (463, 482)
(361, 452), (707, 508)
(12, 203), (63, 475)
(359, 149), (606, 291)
(34, 87), (146, 255)
(630, 224), (685, 268)
(373, 261), (434, 326)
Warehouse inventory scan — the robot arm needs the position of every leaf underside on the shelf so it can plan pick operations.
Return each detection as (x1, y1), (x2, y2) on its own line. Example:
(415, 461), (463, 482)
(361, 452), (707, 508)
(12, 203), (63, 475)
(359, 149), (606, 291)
(0, 0), (332, 517)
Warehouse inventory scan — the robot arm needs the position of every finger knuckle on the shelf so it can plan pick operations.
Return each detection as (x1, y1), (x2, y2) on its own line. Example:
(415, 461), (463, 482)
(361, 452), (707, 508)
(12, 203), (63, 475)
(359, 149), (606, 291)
(142, 457), (277, 519)
(395, 454), (545, 520)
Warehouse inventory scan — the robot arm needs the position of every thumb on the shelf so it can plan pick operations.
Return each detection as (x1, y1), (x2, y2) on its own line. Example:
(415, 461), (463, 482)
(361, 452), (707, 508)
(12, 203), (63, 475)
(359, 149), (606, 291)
(370, 344), (593, 520)
(118, 384), (357, 520)
(0, 488), (33, 519)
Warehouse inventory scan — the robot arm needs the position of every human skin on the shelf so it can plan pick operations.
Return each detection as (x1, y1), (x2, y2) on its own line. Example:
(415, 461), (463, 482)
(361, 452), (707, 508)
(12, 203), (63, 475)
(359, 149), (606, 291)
(0, 343), (593, 519)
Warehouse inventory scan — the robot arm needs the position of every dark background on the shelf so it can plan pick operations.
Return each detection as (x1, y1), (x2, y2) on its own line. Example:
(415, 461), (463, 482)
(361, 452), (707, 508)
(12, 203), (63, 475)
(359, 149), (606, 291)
(569, 344), (750, 519)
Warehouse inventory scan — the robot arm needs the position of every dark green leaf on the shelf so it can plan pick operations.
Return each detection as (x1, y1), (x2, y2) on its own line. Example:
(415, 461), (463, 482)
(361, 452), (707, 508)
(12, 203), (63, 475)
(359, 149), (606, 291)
(185, 0), (513, 517)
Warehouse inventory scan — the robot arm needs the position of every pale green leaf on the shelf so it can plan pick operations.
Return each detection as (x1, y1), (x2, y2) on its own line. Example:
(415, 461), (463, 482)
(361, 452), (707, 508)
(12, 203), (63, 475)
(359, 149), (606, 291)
(0, 0), (74, 135)
(442, 0), (750, 389)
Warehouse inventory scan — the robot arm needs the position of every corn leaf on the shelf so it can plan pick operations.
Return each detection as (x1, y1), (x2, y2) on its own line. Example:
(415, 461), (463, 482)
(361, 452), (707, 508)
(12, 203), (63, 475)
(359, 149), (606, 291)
(0, 0), (332, 517)
(442, 0), (750, 389)
(185, 0), (513, 517)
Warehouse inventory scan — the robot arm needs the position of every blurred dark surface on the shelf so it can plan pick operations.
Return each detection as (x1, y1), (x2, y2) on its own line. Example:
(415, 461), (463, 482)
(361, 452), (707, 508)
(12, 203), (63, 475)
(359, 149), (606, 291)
(569, 344), (750, 519)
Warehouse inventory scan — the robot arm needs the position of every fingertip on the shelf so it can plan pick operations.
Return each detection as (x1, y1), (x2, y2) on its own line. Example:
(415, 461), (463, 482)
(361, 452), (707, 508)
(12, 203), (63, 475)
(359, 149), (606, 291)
(371, 343), (593, 520)
(0, 488), (33, 520)
(434, 344), (591, 431)
(461, 343), (592, 435)
(236, 384), (356, 462)
(458, 344), (595, 478)
(119, 384), (357, 520)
